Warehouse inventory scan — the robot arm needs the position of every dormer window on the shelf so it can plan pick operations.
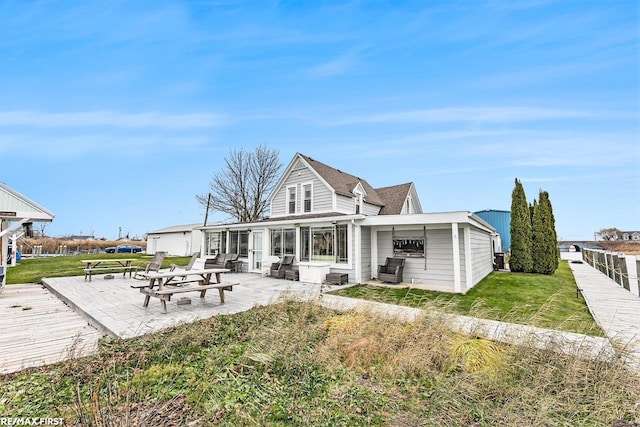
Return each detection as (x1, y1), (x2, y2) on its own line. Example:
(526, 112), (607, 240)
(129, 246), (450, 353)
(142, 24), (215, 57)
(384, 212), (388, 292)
(354, 191), (363, 214)
(287, 186), (296, 214)
(405, 197), (412, 214)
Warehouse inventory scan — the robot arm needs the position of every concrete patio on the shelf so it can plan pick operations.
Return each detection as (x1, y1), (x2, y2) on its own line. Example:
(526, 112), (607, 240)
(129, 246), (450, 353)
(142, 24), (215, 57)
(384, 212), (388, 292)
(42, 272), (330, 339)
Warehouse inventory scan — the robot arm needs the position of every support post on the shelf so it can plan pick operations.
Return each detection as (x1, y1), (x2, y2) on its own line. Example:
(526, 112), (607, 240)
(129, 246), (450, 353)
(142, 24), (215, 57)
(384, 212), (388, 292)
(452, 223), (461, 293)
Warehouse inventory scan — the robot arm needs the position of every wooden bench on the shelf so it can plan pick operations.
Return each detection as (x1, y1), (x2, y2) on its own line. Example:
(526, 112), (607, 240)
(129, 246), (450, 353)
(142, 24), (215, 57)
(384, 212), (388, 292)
(81, 265), (138, 282)
(138, 282), (236, 313)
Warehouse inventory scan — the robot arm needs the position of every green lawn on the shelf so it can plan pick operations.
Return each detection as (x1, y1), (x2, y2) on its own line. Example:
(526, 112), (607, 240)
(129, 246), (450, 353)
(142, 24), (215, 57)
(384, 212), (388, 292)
(5, 254), (192, 284)
(331, 260), (603, 336)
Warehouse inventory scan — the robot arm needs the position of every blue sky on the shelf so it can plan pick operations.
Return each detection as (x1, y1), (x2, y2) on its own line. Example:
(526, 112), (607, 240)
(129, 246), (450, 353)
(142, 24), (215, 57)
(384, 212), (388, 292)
(0, 0), (637, 241)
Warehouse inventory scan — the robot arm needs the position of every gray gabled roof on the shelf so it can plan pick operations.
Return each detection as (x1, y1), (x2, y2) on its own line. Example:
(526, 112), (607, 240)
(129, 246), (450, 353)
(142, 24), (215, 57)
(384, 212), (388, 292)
(299, 154), (386, 206)
(376, 183), (413, 215)
(147, 223), (216, 234)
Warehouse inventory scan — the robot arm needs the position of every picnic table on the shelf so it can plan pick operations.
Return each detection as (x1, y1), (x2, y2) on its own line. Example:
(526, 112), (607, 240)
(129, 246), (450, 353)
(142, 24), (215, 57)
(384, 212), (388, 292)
(131, 268), (236, 313)
(80, 258), (138, 281)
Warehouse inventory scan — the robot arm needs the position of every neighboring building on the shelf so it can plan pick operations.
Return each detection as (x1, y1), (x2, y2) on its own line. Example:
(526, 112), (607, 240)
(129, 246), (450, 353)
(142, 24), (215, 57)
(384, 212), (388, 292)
(0, 182), (55, 288)
(199, 153), (497, 294)
(69, 235), (95, 241)
(620, 231), (640, 241)
(145, 223), (209, 256)
(474, 209), (510, 253)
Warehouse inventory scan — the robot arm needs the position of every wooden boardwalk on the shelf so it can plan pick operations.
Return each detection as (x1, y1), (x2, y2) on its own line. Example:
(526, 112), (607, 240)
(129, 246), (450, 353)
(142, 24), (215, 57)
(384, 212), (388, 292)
(568, 257), (640, 369)
(0, 284), (102, 375)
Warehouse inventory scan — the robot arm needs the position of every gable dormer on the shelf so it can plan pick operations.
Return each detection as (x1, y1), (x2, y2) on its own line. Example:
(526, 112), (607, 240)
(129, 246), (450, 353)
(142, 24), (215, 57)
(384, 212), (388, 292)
(376, 182), (423, 215)
(352, 182), (366, 214)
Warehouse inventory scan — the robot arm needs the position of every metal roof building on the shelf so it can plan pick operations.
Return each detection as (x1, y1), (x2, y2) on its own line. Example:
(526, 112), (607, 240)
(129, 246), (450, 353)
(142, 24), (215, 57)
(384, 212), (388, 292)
(475, 209), (511, 253)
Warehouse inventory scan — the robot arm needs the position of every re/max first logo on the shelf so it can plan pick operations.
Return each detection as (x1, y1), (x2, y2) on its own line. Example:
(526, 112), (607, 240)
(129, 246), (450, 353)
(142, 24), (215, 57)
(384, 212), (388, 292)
(0, 419), (64, 426)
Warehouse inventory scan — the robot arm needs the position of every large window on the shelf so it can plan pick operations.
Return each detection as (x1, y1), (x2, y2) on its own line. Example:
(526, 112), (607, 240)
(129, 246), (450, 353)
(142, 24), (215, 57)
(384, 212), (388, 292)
(288, 186), (296, 214)
(206, 231), (226, 256)
(229, 231), (249, 257)
(300, 225), (348, 263)
(271, 228), (295, 256)
(303, 184), (312, 213)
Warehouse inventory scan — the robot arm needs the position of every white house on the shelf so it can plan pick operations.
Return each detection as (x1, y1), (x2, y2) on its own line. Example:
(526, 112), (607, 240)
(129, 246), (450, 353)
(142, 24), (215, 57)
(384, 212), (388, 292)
(198, 153), (497, 293)
(145, 223), (209, 256)
(0, 182), (55, 288)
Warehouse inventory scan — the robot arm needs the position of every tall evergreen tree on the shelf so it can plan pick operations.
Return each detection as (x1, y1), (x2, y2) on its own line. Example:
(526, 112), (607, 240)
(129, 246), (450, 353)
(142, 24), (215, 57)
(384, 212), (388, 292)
(540, 190), (559, 272)
(531, 190), (559, 274)
(510, 178), (533, 273)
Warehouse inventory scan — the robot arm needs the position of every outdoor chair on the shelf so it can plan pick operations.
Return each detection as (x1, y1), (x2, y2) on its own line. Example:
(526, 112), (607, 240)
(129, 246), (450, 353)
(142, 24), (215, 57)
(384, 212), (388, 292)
(377, 257), (405, 283)
(170, 252), (200, 273)
(261, 256), (281, 276)
(270, 255), (295, 279)
(205, 253), (240, 270)
(133, 251), (167, 279)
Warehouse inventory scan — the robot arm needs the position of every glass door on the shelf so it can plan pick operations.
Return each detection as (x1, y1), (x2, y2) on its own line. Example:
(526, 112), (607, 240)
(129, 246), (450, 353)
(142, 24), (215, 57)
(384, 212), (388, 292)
(252, 231), (263, 272)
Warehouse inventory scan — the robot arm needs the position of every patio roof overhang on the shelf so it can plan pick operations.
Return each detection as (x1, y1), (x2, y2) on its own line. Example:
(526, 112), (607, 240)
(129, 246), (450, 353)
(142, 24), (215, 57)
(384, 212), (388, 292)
(360, 211), (497, 233)
(197, 213), (367, 231)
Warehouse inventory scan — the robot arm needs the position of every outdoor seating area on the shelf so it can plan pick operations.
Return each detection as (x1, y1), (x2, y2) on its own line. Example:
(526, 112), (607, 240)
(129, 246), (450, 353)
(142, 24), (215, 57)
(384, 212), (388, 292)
(270, 255), (295, 278)
(205, 253), (240, 270)
(131, 267), (236, 313)
(80, 258), (139, 282)
(377, 257), (405, 283)
(40, 270), (331, 340)
(133, 251), (167, 279)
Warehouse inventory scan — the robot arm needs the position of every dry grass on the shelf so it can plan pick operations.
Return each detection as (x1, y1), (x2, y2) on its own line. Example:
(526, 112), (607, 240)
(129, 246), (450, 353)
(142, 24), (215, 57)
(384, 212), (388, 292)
(2, 301), (639, 425)
(18, 237), (146, 255)
(595, 241), (640, 255)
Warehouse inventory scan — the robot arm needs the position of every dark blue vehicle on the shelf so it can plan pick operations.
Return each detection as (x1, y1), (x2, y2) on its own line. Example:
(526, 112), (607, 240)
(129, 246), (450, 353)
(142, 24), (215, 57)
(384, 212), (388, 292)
(105, 244), (143, 254)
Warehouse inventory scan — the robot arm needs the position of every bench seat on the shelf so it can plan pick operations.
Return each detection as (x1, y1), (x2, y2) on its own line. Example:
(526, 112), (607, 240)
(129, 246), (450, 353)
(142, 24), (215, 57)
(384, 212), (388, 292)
(81, 266), (138, 281)
(137, 282), (237, 313)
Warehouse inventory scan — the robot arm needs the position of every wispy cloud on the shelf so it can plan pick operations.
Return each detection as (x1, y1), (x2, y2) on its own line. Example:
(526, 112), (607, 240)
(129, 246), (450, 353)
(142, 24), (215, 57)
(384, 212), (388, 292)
(326, 106), (635, 126)
(0, 111), (227, 128)
(307, 47), (367, 78)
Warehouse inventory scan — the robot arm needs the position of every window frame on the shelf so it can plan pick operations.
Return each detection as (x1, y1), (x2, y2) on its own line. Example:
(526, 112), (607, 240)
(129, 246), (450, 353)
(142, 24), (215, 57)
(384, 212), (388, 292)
(287, 185), (297, 215)
(303, 183), (312, 213)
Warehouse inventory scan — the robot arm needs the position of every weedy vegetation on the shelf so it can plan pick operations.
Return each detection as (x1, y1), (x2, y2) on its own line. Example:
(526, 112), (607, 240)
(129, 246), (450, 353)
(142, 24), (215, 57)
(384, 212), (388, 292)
(1, 301), (638, 425)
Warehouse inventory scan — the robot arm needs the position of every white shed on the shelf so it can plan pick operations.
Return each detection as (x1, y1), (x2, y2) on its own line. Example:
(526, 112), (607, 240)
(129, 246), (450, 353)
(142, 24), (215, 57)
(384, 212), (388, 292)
(145, 223), (211, 256)
(0, 182), (55, 288)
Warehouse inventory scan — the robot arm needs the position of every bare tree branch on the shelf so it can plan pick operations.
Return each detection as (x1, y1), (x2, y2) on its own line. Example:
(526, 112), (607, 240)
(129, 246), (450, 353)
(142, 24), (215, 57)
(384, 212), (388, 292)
(196, 145), (282, 223)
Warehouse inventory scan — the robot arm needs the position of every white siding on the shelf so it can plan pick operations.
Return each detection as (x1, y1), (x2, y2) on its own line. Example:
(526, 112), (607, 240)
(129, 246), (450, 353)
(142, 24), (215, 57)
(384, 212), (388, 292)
(469, 227), (493, 288)
(362, 202), (381, 216)
(146, 230), (202, 256)
(360, 226), (372, 282)
(271, 165), (333, 217)
(376, 229), (457, 290)
(336, 194), (353, 214)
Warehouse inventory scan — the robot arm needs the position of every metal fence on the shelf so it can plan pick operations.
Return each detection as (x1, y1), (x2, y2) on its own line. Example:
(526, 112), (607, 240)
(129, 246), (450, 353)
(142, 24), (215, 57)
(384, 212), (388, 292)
(582, 248), (640, 296)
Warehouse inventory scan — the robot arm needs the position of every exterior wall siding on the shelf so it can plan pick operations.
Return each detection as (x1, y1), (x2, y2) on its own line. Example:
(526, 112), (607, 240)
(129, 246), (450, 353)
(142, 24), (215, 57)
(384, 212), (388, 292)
(146, 231), (202, 256)
(362, 202), (381, 216)
(336, 194), (354, 214)
(469, 227), (493, 288)
(377, 229), (456, 289)
(474, 210), (510, 252)
(271, 165), (333, 217)
(360, 226), (372, 282)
